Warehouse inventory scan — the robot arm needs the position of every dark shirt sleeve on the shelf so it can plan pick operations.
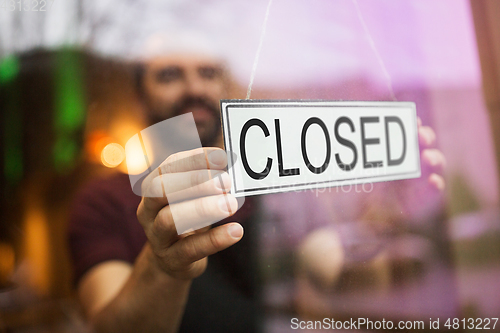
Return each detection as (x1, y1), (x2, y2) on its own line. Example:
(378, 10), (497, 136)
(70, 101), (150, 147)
(67, 174), (142, 286)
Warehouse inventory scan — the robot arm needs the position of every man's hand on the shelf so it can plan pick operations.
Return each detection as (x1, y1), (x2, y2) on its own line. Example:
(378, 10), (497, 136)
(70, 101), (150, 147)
(137, 147), (243, 280)
(77, 147), (242, 333)
(418, 117), (446, 191)
(396, 118), (446, 221)
(360, 119), (447, 223)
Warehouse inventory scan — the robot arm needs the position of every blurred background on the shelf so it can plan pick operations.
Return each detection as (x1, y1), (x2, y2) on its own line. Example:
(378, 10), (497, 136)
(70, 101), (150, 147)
(1, 0), (499, 332)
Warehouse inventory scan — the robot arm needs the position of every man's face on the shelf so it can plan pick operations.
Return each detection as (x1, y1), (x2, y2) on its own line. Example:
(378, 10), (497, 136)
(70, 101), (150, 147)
(141, 54), (227, 146)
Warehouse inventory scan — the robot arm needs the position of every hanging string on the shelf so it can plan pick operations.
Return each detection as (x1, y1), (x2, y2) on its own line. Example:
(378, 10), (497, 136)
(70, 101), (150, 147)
(246, 0), (273, 100)
(352, 0), (397, 101)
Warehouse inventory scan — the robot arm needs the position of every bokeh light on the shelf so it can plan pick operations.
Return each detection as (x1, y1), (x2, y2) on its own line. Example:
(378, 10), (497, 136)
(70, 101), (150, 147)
(101, 143), (125, 168)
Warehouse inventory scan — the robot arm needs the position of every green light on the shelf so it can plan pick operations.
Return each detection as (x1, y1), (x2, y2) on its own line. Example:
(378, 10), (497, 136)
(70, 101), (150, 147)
(52, 50), (86, 172)
(4, 138), (23, 184)
(0, 55), (20, 84)
(2, 55), (22, 184)
(53, 137), (78, 172)
(54, 51), (85, 131)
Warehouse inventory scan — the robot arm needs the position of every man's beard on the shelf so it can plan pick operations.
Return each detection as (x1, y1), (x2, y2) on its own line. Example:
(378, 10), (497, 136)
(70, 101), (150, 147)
(147, 96), (221, 147)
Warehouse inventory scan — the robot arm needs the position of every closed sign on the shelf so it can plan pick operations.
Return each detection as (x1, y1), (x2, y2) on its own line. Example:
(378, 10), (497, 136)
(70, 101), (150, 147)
(221, 100), (420, 197)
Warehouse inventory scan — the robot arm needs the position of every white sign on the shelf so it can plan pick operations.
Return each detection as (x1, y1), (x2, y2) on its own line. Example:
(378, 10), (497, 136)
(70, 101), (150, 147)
(220, 100), (420, 197)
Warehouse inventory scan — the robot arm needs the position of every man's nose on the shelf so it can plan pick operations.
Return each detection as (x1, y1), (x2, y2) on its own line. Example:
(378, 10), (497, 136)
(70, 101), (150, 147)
(185, 73), (206, 96)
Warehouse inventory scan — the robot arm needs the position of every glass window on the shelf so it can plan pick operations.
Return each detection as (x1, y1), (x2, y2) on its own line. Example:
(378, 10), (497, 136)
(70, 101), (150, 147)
(1, 1), (499, 332)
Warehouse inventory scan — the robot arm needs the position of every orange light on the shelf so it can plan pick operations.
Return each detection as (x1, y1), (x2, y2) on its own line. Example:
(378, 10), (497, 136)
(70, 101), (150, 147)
(124, 133), (152, 175)
(23, 205), (50, 295)
(85, 131), (115, 163)
(0, 242), (15, 285)
(101, 143), (125, 168)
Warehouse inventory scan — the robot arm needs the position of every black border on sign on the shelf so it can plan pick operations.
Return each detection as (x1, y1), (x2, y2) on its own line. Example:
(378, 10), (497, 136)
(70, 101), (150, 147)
(220, 100), (419, 195)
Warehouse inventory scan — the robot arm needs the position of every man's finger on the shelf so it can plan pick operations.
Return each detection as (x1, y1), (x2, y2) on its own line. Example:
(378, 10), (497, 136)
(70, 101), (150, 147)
(166, 223), (243, 271)
(418, 126), (436, 148)
(169, 193), (238, 235)
(421, 149), (446, 175)
(144, 170), (231, 198)
(144, 193), (239, 252)
(428, 173), (445, 191)
(161, 147), (227, 173)
(140, 147), (227, 196)
(164, 172), (231, 204)
(140, 172), (232, 220)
